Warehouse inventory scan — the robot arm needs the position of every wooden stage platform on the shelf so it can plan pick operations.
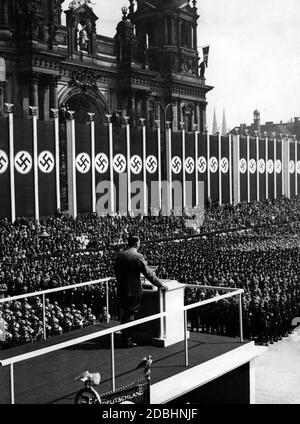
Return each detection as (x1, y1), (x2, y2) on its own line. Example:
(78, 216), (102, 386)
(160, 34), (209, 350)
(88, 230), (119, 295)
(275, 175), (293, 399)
(0, 322), (266, 404)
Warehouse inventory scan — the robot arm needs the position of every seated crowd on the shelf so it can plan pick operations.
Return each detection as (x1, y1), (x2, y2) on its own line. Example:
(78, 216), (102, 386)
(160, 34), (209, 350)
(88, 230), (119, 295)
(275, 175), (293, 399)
(1, 196), (300, 348)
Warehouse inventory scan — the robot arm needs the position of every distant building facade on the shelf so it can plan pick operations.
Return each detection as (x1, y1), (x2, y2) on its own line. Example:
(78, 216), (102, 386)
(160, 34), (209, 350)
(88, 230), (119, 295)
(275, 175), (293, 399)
(0, 0), (213, 131)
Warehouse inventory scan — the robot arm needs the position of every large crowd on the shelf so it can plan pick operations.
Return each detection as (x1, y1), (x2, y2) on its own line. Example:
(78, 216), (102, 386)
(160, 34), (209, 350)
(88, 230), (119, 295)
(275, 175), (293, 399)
(1, 196), (300, 348)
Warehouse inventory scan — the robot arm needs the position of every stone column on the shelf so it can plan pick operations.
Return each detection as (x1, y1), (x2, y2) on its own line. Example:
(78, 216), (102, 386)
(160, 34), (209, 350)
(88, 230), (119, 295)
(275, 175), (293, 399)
(30, 76), (39, 118)
(50, 77), (58, 110)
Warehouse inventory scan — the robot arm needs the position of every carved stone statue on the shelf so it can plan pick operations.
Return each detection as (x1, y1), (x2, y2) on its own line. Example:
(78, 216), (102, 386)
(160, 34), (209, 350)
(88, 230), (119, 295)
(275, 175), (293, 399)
(78, 25), (89, 51)
(199, 60), (206, 78)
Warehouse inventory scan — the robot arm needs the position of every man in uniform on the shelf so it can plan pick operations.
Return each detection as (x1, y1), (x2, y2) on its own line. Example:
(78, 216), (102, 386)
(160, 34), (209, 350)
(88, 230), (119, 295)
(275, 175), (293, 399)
(114, 235), (168, 348)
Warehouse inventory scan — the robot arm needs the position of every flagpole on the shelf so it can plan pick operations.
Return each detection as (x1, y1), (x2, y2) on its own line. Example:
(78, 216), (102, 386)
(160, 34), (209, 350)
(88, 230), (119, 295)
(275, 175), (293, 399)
(140, 118), (147, 215)
(256, 132), (259, 202)
(281, 135), (284, 197)
(67, 111), (77, 219)
(265, 134), (268, 200)
(166, 121), (172, 212)
(237, 132), (240, 204)
(124, 116), (131, 213)
(246, 132), (250, 203)
(295, 136), (298, 196)
(88, 113), (96, 214)
(30, 106), (39, 223)
(274, 137), (277, 199)
(218, 130), (222, 205)
(5, 104), (16, 223)
(229, 134), (232, 205)
(206, 130), (211, 200)
(105, 115), (114, 214)
(180, 122), (186, 209)
(194, 125), (199, 207)
(51, 109), (61, 212)
(155, 120), (162, 211)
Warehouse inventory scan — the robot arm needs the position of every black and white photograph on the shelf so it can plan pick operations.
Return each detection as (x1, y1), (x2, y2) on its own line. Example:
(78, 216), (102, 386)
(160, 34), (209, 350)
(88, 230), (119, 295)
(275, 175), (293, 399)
(0, 0), (300, 410)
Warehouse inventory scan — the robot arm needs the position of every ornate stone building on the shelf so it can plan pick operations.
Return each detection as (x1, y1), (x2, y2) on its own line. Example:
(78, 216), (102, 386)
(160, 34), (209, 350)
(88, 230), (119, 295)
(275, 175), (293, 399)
(0, 0), (212, 130)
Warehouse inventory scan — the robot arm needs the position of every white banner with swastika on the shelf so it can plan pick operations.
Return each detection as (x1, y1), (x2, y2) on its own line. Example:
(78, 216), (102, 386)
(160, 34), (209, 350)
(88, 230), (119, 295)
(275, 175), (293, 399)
(297, 161), (300, 174)
(197, 156), (207, 174)
(76, 153), (91, 174)
(171, 156), (182, 174)
(258, 159), (266, 174)
(185, 157), (195, 174)
(113, 154), (127, 173)
(38, 151), (55, 174)
(209, 156), (218, 173)
(275, 159), (282, 174)
(220, 157), (229, 174)
(146, 155), (157, 174)
(0, 150), (8, 174)
(249, 159), (257, 174)
(267, 159), (274, 174)
(130, 155), (143, 175)
(95, 153), (109, 174)
(15, 151), (33, 174)
(289, 160), (295, 174)
(239, 158), (247, 174)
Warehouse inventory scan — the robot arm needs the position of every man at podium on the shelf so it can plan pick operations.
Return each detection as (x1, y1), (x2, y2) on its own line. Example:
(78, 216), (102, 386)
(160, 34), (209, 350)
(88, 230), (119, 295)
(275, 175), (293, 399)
(114, 235), (168, 348)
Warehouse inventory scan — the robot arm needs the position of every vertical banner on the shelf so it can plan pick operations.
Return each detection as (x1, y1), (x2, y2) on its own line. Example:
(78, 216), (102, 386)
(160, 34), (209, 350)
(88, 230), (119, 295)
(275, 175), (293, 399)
(258, 137), (266, 201)
(239, 136), (247, 202)
(37, 120), (56, 217)
(185, 132), (196, 208)
(198, 133), (208, 206)
(171, 131), (183, 213)
(220, 136), (229, 204)
(209, 135), (219, 203)
(249, 136), (257, 202)
(267, 138), (274, 200)
(289, 139), (296, 198)
(130, 126), (143, 214)
(89, 114), (96, 214)
(229, 134), (233, 204)
(14, 118), (34, 217)
(95, 119), (110, 215)
(276, 138), (282, 198)
(0, 116), (10, 218)
(146, 126), (159, 214)
(113, 125), (127, 213)
(75, 122), (92, 214)
(297, 141), (300, 196)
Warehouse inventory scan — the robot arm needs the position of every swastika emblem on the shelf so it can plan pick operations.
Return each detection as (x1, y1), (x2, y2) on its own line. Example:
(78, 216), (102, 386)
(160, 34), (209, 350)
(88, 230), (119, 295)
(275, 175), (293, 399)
(171, 156), (182, 174)
(76, 153), (91, 174)
(185, 157), (195, 174)
(221, 157), (229, 174)
(113, 154), (127, 173)
(95, 153), (109, 174)
(275, 159), (282, 174)
(146, 155), (158, 174)
(267, 159), (274, 174)
(209, 156), (218, 173)
(249, 159), (257, 174)
(15, 151), (32, 174)
(0, 150), (8, 174)
(197, 156), (207, 173)
(239, 158), (247, 174)
(130, 155), (143, 175)
(38, 151), (55, 174)
(289, 160), (295, 174)
(258, 159), (266, 174)
(297, 161), (300, 174)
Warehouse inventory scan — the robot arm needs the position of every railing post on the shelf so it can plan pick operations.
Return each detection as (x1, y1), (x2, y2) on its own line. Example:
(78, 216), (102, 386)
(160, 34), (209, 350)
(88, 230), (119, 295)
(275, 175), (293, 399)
(106, 281), (110, 323)
(42, 293), (46, 341)
(10, 363), (15, 404)
(239, 293), (244, 343)
(111, 333), (116, 392)
(184, 310), (189, 367)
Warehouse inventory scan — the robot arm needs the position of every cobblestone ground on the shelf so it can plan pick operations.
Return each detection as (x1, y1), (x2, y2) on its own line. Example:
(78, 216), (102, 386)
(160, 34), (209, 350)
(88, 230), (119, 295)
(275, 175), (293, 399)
(255, 327), (300, 404)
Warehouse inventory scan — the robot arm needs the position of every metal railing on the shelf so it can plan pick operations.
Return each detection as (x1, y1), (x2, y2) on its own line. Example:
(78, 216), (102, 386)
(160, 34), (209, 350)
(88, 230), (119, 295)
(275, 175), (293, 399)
(0, 283), (244, 404)
(0, 278), (114, 341)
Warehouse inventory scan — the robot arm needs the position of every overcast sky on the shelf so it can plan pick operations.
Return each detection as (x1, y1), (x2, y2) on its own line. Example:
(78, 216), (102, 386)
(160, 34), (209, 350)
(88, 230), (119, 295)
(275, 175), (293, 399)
(65, 0), (300, 132)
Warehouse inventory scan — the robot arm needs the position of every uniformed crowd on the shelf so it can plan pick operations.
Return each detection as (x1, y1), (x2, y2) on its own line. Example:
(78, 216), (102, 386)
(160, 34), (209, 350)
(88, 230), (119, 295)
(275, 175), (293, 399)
(1, 196), (300, 348)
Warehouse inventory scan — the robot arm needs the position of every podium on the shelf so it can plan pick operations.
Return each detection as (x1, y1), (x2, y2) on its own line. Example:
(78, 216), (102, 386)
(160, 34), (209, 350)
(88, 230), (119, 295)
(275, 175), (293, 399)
(134, 280), (188, 347)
